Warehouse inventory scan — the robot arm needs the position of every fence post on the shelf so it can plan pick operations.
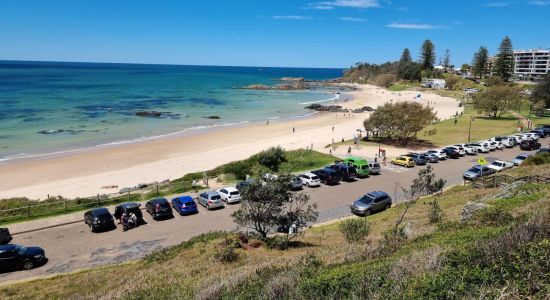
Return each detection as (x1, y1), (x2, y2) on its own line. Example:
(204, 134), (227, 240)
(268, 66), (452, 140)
(97, 194), (100, 206)
(64, 199), (67, 212)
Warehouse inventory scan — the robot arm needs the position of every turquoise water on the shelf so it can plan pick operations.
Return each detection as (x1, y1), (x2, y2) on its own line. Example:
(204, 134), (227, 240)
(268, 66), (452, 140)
(0, 61), (343, 161)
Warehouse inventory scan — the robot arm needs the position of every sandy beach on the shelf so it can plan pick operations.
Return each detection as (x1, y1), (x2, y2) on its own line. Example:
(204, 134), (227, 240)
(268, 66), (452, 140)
(0, 84), (462, 199)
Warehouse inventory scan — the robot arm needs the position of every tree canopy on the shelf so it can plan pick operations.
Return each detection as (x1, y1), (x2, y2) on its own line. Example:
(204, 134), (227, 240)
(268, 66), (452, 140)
(363, 101), (436, 145)
(472, 46), (489, 79)
(473, 85), (522, 118)
(531, 73), (550, 108)
(493, 36), (514, 81)
(420, 40), (436, 71)
(399, 48), (412, 65)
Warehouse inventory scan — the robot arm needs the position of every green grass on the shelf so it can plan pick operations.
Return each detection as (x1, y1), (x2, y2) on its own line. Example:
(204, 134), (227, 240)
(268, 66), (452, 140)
(387, 83), (410, 92)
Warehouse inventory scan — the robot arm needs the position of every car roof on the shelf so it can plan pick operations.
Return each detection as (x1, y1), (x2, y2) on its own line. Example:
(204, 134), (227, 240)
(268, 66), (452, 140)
(148, 198), (168, 204)
(89, 207), (110, 215)
(222, 187), (238, 192)
(205, 190), (219, 196)
(117, 202), (140, 209)
(302, 172), (317, 176)
(173, 195), (194, 202)
(366, 191), (388, 198)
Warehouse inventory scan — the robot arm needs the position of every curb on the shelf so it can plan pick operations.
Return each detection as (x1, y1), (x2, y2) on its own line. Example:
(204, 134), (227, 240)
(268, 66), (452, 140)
(12, 219), (84, 236)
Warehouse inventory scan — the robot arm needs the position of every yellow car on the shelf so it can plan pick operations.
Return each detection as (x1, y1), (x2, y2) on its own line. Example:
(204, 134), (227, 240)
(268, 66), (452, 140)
(391, 156), (415, 168)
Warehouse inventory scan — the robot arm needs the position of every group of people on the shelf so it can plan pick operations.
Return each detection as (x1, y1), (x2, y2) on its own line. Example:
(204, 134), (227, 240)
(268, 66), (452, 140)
(120, 211), (138, 232)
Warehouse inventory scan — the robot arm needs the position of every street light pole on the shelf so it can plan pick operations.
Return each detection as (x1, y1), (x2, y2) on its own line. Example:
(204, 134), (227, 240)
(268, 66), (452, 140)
(468, 116), (473, 143)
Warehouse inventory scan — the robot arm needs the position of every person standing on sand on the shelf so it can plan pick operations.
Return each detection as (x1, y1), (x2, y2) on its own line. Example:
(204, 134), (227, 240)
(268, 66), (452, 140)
(347, 146), (352, 155)
(266, 119), (269, 125)
(293, 127), (295, 133)
(332, 126), (334, 132)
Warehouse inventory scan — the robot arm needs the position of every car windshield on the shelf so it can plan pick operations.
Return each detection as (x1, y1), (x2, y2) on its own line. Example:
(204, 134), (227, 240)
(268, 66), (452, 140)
(14, 245), (27, 255)
(183, 201), (195, 206)
(230, 191), (239, 195)
(517, 155), (527, 160)
(359, 196), (374, 204)
(467, 168), (479, 173)
(211, 195), (221, 200)
(96, 211), (111, 218)
(311, 175), (319, 180)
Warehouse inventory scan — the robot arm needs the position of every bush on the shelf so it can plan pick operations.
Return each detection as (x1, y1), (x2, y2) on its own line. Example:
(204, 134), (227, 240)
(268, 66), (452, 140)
(427, 200), (444, 224)
(522, 152), (550, 166)
(339, 218), (371, 244)
(472, 206), (514, 226)
(373, 73), (398, 88)
(256, 146), (287, 171)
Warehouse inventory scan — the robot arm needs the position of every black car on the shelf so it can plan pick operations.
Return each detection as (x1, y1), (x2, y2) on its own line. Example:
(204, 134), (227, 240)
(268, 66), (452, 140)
(443, 147), (460, 159)
(535, 125), (550, 137)
(114, 202), (145, 225)
(404, 153), (428, 165)
(520, 139), (541, 151)
(145, 198), (174, 220)
(536, 148), (550, 154)
(236, 179), (256, 192)
(311, 168), (342, 185)
(0, 244), (46, 271)
(327, 163), (358, 181)
(0, 228), (12, 245)
(84, 208), (116, 232)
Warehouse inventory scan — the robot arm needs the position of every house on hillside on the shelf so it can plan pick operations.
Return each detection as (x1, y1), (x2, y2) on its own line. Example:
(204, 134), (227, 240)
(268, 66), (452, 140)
(421, 79), (446, 89)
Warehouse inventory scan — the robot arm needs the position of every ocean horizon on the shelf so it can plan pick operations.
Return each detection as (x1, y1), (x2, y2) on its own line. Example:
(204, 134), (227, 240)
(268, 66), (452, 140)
(0, 61), (344, 162)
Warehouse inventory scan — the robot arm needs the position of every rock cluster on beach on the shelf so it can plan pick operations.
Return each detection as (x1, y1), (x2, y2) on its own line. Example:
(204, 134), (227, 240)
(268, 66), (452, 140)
(134, 111), (182, 119)
(304, 104), (374, 113)
(241, 77), (349, 91)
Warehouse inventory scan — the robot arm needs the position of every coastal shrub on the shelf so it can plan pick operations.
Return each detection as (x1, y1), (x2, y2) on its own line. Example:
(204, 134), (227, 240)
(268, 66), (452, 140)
(145, 231), (227, 263)
(256, 146), (287, 171)
(427, 200), (444, 223)
(339, 218), (371, 244)
(523, 152), (550, 166)
(471, 206), (514, 226)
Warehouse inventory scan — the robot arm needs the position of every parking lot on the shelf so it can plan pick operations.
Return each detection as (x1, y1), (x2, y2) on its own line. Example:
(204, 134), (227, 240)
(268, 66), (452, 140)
(1, 136), (547, 283)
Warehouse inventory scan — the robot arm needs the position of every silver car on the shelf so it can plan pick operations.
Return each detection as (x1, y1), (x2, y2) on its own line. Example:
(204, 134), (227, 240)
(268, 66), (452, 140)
(463, 165), (495, 180)
(350, 191), (392, 216)
(511, 154), (530, 166)
(198, 191), (224, 210)
(368, 161), (382, 174)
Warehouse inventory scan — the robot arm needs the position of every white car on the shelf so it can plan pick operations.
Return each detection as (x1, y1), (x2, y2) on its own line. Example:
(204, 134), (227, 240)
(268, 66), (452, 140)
(466, 143), (489, 153)
(487, 160), (514, 172)
(299, 172), (321, 187)
(522, 133), (539, 141)
(454, 144), (476, 155)
(217, 187), (241, 204)
(481, 141), (497, 151)
(511, 153), (530, 166)
(497, 137), (516, 148)
(491, 141), (504, 150)
(426, 149), (447, 160)
(511, 135), (524, 144)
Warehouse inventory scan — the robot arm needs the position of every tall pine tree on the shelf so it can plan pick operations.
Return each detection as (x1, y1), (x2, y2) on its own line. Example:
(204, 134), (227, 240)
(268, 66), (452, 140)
(419, 40), (436, 72)
(493, 36), (514, 81)
(472, 46), (489, 79)
(399, 48), (412, 65)
(443, 49), (451, 68)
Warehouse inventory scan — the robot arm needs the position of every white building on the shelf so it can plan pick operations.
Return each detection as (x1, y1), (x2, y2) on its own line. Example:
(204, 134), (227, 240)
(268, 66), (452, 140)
(513, 49), (550, 81)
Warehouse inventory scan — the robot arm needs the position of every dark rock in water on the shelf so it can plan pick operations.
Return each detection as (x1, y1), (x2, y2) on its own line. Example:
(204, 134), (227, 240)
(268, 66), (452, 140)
(204, 115), (221, 119)
(135, 111), (162, 117)
(304, 104), (348, 113)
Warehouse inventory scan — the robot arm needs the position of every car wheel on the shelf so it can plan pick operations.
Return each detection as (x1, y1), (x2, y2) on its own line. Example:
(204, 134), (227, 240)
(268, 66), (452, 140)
(89, 223), (95, 232)
(306, 182), (310, 187)
(206, 204), (210, 210)
(23, 260), (34, 270)
(385, 204), (390, 210)
(365, 209), (371, 216)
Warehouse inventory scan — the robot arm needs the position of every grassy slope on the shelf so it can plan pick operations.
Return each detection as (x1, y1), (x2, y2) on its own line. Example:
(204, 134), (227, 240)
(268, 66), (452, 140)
(2, 165), (548, 299)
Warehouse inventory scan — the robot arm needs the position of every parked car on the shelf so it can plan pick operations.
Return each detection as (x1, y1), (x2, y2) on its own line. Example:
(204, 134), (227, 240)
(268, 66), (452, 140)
(536, 148), (550, 154)
(529, 129), (545, 138)
(490, 136), (516, 148)
(299, 172), (321, 187)
(0, 228), (12, 245)
(509, 135), (523, 144)
(511, 154), (530, 166)
(290, 177), (304, 190)
(404, 153), (428, 165)
(521, 132), (539, 141)
(466, 143), (489, 153)
(491, 141), (504, 150)
(0, 244), (46, 271)
(534, 126), (550, 137)
(343, 156), (370, 178)
(198, 191), (224, 210)
(145, 198), (174, 220)
(447, 145), (466, 156)
(236, 179), (256, 192)
(311, 168), (342, 185)
(328, 163), (358, 181)
(454, 144), (476, 155)
(442, 147), (461, 159)
(217, 187), (242, 203)
(487, 160), (514, 172)
(482, 141), (497, 151)
(171, 196), (198, 215)
(463, 165), (495, 180)
(520, 139), (541, 151)
(368, 161), (382, 174)
(114, 202), (145, 225)
(426, 149), (447, 160)
(391, 156), (415, 167)
(84, 208), (116, 232)
(420, 152), (440, 163)
(478, 141), (493, 153)
(350, 191), (392, 216)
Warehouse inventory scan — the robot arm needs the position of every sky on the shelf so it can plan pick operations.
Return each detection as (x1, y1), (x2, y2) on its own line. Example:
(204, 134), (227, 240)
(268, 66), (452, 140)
(0, 0), (549, 68)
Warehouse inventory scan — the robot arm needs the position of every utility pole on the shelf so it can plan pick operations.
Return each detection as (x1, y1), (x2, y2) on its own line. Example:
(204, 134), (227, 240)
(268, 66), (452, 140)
(467, 116), (473, 143)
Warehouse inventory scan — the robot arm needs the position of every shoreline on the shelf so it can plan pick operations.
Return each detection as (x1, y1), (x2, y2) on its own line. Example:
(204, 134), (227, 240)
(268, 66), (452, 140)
(0, 84), (462, 199)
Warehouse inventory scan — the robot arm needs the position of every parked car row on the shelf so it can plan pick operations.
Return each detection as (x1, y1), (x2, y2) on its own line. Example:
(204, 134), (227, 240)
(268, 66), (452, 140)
(306, 157), (381, 186)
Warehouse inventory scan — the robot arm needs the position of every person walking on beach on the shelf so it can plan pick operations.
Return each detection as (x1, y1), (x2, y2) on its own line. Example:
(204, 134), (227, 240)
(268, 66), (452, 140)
(332, 126), (334, 132)
(347, 146), (352, 156)
(192, 179), (197, 192)
(292, 127), (295, 133)
(266, 119), (269, 125)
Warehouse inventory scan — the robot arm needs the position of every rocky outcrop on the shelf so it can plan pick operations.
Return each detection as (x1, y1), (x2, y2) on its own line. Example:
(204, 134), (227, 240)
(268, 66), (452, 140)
(304, 104), (348, 113)
(242, 84), (270, 90)
(279, 77), (305, 82)
(204, 115), (221, 119)
(461, 202), (488, 222)
(478, 181), (527, 202)
(135, 111), (182, 119)
(351, 106), (375, 113)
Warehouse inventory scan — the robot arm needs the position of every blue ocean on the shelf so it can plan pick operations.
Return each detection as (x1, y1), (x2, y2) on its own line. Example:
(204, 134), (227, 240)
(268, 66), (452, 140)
(0, 61), (343, 161)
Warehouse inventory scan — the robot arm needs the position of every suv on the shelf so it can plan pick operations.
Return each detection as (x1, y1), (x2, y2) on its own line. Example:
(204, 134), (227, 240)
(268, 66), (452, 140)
(84, 208), (116, 232)
(404, 153), (428, 165)
(0, 228), (12, 245)
(236, 179), (256, 192)
(368, 161), (382, 174)
(350, 191), (392, 216)
(171, 196), (198, 215)
(114, 202), (145, 225)
(454, 144), (476, 155)
(299, 172), (321, 187)
(328, 163), (358, 181)
(343, 156), (370, 178)
(447, 145), (466, 156)
(311, 168), (342, 185)
(145, 198), (174, 220)
(426, 149), (447, 160)
(534, 126), (550, 137)
(442, 147), (460, 159)
(0, 244), (46, 271)
(391, 156), (415, 167)
(520, 139), (541, 151)
(198, 191), (224, 210)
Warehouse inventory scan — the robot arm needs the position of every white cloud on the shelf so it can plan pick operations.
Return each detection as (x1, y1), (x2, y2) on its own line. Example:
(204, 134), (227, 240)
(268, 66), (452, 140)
(529, 0), (550, 5)
(386, 22), (442, 30)
(483, 2), (511, 7)
(306, 0), (380, 10)
(272, 15), (312, 20)
(340, 17), (367, 22)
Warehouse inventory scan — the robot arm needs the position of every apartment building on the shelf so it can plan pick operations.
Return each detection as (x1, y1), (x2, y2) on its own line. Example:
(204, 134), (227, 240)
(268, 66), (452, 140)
(513, 49), (550, 81)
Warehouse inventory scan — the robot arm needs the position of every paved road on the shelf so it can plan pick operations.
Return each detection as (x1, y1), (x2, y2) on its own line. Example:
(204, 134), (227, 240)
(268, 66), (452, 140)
(1, 138), (547, 283)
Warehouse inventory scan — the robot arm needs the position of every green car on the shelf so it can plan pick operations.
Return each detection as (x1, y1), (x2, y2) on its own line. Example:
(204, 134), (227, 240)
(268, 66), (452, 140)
(343, 156), (370, 178)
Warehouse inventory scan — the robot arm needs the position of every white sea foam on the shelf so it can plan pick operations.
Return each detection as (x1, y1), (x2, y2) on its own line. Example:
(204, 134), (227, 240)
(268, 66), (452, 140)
(299, 93), (340, 105)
